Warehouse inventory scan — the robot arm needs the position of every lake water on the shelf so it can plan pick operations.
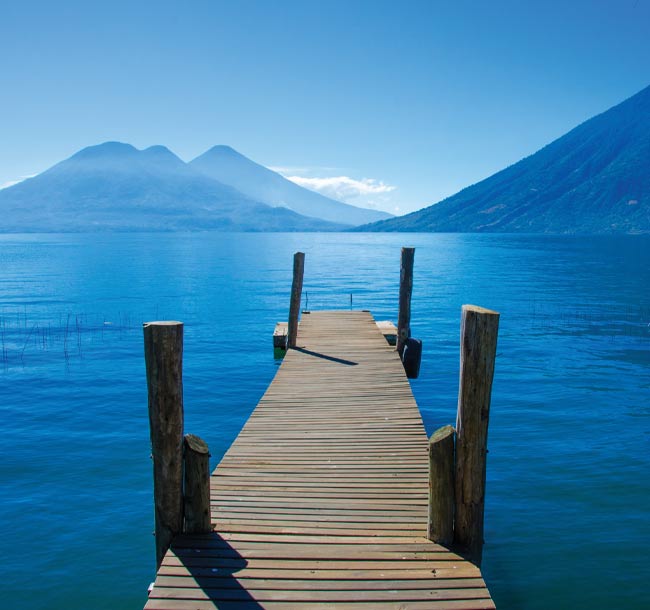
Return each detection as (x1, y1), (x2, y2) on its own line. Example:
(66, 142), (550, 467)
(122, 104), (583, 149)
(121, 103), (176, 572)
(0, 232), (648, 610)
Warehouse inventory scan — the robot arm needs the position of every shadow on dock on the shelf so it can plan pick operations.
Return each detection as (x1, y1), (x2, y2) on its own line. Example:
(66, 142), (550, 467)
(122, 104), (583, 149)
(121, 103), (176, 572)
(293, 346), (358, 366)
(153, 532), (264, 608)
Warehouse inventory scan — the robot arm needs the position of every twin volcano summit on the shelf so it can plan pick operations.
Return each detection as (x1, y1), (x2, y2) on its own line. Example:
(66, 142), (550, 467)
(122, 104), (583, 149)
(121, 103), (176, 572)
(0, 143), (391, 232)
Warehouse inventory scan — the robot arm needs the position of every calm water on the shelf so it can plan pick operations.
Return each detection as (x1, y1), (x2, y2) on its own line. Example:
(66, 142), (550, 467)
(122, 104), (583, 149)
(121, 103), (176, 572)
(0, 232), (648, 610)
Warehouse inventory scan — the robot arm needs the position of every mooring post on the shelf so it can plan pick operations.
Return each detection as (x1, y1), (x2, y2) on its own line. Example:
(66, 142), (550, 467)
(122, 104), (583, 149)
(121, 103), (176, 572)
(183, 434), (212, 534)
(454, 305), (499, 566)
(428, 425), (455, 546)
(143, 321), (184, 569)
(397, 247), (415, 356)
(287, 251), (305, 349)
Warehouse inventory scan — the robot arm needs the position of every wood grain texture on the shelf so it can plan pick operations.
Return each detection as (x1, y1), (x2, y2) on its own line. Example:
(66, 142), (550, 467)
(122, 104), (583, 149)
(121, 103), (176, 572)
(397, 247), (415, 355)
(183, 434), (212, 535)
(454, 305), (499, 567)
(145, 311), (494, 609)
(428, 425), (455, 546)
(144, 321), (184, 569)
(287, 252), (305, 349)
(272, 322), (288, 348)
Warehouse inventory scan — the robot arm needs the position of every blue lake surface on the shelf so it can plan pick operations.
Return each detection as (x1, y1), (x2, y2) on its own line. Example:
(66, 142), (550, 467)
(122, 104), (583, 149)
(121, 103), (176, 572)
(0, 232), (648, 610)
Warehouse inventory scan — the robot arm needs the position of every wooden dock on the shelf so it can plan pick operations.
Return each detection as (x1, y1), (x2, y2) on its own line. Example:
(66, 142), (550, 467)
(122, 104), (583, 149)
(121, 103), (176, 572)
(145, 310), (495, 609)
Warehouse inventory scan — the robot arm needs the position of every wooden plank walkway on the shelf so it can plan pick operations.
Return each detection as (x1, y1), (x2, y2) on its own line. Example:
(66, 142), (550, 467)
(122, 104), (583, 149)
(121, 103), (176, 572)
(145, 310), (495, 609)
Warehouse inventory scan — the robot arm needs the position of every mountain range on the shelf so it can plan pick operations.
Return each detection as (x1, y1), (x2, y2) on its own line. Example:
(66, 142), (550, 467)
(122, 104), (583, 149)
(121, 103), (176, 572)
(2, 84), (648, 234)
(359, 84), (650, 234)
(0, 143), (390, 232)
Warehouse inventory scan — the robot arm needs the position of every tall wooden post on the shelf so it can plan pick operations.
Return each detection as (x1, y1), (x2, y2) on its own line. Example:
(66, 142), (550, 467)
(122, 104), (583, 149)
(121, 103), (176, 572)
(454, 305), (499, 566)
(428, 425), (455, 546)
(143, 321), (184, 569)
(183, 434), (212, 534)
(397, 247), (415, 356)
(287, 252), (305, 349)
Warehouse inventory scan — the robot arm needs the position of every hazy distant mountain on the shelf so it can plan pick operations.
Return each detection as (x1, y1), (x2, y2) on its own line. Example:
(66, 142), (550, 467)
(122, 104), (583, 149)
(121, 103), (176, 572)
(359, 84), (650, 234)
(190, 145), (392, 226)
(0, 142), (346, 232)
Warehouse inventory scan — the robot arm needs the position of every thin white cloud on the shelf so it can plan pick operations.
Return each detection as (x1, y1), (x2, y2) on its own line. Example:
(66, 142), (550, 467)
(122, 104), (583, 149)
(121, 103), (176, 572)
(269, 165), (340, 176)
(285, 175), (396, 201)
(0, 175), (35, 190)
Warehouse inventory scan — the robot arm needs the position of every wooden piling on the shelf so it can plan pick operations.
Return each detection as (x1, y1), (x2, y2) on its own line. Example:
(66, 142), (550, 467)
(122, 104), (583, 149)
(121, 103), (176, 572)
(143, 321), (184, 569)
(428, 425), (455, 546)
(454, 305), (499, 566)
(287, 251), (305, 349)
(183, 434), (212, 534)
(397, 247), (415, 356)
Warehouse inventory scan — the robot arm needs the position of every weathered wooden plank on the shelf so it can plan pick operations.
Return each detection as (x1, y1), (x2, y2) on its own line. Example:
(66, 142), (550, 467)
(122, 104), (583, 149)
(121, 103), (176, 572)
(156, 565), (483, 580)
(145, 599), (495, 610)
(207, 524), (428, 536)
(171, 538), (448, 551)
(162, 555), (483, 571)
(170, 547), (461, 561)
(376, 319), (398, 345)
(149, 586), (493, 602)
(212, 533), (436, 545)
(153, 576), (488, 590)
(213, 497), (425, 508)
(273, 321), (288, 348)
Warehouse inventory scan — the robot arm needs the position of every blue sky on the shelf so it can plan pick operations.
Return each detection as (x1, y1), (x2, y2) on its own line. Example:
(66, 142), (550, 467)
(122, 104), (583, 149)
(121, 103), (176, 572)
(1, 0), (649, 214)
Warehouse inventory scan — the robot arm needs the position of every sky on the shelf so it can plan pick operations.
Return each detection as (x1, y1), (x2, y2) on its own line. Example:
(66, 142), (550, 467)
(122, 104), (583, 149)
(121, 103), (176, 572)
(1, 0), (649, 215)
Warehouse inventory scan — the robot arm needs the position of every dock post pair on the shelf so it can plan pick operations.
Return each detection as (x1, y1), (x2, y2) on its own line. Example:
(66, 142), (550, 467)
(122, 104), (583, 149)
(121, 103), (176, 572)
(285, 247), (413, 357)
(428, 305), (499, 568)
(143, 322), (212, 569)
